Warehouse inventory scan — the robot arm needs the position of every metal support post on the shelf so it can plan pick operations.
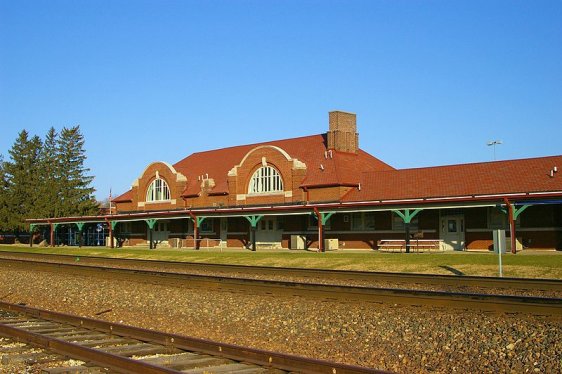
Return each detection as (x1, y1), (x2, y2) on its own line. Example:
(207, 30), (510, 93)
(76, 222), (85, 248)
(145, 219), (158, 249)
(392, 209), (422, 254)
(29, 224), (36, 248)
(110, 221), (119, 248)
(244, 216), (263, 251)
(49, 223), (55, 247)
(405, 222), (411, 253)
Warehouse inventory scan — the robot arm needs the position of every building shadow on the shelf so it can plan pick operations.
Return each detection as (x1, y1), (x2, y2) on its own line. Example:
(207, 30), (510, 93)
(439, 265), (465, 276)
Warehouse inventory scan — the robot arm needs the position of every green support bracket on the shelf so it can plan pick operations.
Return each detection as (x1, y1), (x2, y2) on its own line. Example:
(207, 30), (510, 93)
(513, 205), (530, 220)
(244, 215), (264, 228)
(499, 204), (530, 221)
(310, 211), (335, 225)
(75, 222), (86, 232)
(110, 221), (119, 230)
(187, 216), (207, 226)
(314, 212), (335, 225)
(321, 212), (335, 225)
(145, 219), (158, 230)
(392, 208), (422, 223)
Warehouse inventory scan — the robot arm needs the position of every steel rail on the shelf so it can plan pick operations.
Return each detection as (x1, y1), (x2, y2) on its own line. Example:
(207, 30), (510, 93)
(0, 250), (561, 292)
(0, 301), (383, 374)
(1, 257), (561, 316)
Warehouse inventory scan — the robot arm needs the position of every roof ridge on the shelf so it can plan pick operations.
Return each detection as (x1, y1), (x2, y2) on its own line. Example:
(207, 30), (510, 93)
(360, 154), (562, 175)
(174, 133), (325, 162)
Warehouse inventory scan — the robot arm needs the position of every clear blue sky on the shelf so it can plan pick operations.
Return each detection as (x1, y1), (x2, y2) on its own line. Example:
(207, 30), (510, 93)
(1, 0), (561, 200)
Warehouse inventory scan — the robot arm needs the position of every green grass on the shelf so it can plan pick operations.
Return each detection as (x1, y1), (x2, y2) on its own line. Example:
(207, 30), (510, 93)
(1, 245), (561, 279)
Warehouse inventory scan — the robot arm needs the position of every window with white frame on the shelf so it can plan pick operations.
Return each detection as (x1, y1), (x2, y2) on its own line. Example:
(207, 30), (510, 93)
(146, 178), (171, 202)
(248, 166), (283, 194)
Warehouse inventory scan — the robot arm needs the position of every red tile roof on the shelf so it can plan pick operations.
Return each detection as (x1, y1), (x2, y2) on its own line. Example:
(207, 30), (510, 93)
(112, 189), (133, 203)
(344, 155), (562, 202)
(173, 134), (394, 197)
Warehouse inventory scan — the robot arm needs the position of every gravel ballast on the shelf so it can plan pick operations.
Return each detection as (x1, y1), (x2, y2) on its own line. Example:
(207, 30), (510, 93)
(0, 267), (560, 373)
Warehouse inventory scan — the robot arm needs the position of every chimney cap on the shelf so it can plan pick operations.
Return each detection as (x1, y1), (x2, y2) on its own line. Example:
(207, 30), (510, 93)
(329, 110), (356, 115)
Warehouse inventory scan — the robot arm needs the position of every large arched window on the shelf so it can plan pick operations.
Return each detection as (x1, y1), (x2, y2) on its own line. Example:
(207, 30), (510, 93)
(146, 178), (171, 202)
(248, 166), (283, 194)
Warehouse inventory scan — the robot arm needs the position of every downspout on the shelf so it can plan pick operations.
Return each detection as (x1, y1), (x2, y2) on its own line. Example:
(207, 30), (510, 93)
(313, 207), (323, 252)
(188, 211), (198, 250)
(504, 198), (517, 254)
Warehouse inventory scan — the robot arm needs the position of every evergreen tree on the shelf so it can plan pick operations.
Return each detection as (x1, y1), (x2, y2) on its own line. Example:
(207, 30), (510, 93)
(0, 154), (8, 231)
(37, 127), (61, 218)
(57, 125), (98, 217)
(4, 130), (43, 232)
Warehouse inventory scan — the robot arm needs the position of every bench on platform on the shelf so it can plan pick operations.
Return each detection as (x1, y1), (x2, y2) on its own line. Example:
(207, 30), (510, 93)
(377, 239), (444, 253)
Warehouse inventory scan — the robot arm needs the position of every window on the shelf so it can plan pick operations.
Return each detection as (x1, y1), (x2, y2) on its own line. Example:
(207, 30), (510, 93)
(146, 178), (171, 202)
(351, 212), (375, 231)
(488, 207), (508, 229)
(248, 166), (283, 194)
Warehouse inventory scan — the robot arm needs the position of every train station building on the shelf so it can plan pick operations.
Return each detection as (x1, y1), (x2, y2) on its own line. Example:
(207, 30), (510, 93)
(27, 111), (562, 252)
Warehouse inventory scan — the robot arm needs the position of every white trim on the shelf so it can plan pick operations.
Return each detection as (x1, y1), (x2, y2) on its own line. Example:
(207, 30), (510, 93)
(467, 227), (562, 232)
(132, 161), (187, 187)
(475, 193), (525, 198)
(145, 200), (173, 205)
(429, 196), (474, 201)
(240, 145), (292, 165)
(383, 198), (425, 203)
(527, 191), (562, 196)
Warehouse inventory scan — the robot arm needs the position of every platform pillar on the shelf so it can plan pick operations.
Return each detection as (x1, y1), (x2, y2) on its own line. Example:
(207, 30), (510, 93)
(244, 216), (263, 251)
(392, 209), (422, 253)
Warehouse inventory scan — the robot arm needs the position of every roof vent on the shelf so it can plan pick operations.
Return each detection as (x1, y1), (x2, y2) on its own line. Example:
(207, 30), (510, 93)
(320, 164), (324, 171)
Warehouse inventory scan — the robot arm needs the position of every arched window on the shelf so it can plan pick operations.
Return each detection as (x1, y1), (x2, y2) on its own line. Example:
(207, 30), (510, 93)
(248, 166), (283, 194)
(146, 178), (171, 202)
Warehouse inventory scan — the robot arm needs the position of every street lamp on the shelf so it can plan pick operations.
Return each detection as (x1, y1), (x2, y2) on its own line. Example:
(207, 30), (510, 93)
(487, 140), (502, 160)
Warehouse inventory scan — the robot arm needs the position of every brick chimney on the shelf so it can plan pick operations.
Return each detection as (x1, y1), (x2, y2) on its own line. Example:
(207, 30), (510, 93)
(327, 110), (358, 153)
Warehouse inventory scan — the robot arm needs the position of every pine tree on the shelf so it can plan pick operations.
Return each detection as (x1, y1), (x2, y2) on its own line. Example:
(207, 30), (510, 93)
(57, 126), (98, 217)
(37, 127), (61, 218)
(0, 154), (8, 231)
(4, 130), (43, 233)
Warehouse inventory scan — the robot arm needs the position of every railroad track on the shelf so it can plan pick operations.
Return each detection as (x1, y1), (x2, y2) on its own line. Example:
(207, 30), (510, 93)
(1, 250), (561, 293)
(1, 257), (561, 317)
(0, 301), (381, 373)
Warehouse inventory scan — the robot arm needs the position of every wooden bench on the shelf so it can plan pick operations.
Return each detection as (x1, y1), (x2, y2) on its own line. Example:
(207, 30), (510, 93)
(377, 239), (443, 253)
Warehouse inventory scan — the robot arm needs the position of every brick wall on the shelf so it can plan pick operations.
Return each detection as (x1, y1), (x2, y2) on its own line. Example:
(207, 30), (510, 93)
(327, 111), (358, 153)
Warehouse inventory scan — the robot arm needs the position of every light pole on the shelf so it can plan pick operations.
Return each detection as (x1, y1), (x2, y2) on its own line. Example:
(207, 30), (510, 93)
(487, 140), (502, 160)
